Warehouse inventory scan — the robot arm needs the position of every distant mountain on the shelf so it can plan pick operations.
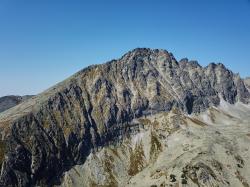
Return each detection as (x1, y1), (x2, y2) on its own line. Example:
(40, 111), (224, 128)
(0, 95), (34, 113)
(0, 48), (249, 187)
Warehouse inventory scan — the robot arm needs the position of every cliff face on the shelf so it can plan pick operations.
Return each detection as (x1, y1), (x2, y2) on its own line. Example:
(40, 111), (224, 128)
(0, 48), (249, 186)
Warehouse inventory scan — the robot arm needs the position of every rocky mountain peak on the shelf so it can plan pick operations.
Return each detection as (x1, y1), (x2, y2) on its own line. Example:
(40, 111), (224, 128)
(0, 48), (249, 186)
(123, 48), (170, 58)
(119, 48), (176, 67)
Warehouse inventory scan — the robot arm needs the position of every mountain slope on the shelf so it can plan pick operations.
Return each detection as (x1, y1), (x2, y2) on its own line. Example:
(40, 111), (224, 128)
(0, 95), (34, 113)
(60, 101), (250, 187)
(0, 48), (249, 186)
(244, 77), (250, 90)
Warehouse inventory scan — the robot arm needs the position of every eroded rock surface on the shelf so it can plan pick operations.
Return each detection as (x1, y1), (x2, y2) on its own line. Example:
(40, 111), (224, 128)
(60, 102), (250, 187)
(0, 48), (249, 186)
(244, 77), (250, 90)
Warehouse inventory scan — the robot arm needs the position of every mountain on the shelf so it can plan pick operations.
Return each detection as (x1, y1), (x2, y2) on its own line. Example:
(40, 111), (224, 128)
(0, 48), (249, 187)
(0, 95), (34, 113)
(244, 77), (250, 90)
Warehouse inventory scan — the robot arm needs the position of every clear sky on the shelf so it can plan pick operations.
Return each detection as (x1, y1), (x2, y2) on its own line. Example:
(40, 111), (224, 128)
(0, 0), (250, 96)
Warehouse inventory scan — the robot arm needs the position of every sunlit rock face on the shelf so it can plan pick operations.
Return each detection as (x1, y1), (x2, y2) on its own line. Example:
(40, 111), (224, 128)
(0, 48), (249, 187)
(244, 77), (250, 90)
(61, 102), (250, 187)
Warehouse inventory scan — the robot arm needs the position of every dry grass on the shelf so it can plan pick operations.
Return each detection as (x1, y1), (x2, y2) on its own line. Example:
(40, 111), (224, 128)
(102, 152), (118, 187)
(0, 140), (6, 168)
(187, 117), (207, 127)
(110, 148), (120, 159)
(150, 169), (167, 180)
(128, 144), (145, 176)
(43, 118), (50, 129)
(138, 118), (151, 126)
(150, 133), (162, 161)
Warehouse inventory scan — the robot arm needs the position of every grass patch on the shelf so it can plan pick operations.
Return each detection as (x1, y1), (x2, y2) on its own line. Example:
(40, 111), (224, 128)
(128, 144), (145, 176)
(150, 133), (162, 161)
(102, 151), (118, 186)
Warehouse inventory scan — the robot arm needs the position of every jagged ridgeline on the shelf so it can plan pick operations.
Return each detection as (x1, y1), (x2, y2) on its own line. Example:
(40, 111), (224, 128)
(0, 48), (249, 186)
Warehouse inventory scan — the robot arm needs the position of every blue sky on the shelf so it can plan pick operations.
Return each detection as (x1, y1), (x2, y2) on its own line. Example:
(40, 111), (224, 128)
(0, 0), (250, 96)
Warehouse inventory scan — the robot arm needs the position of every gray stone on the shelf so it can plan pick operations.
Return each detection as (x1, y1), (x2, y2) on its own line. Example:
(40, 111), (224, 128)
(0, 48), (249, 186)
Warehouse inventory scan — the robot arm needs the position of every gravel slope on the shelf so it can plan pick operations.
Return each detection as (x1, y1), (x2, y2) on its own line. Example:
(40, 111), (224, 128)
(60, 100), (250, 187)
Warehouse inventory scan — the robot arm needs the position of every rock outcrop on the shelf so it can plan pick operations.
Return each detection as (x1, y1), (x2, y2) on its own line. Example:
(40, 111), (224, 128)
(244, 77), (250, 90)
(0, 48), (249, 186)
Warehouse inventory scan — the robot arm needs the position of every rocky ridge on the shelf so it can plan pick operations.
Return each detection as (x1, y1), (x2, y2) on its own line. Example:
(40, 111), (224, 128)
(0, 48), (249, 186)
(244, 77), (250, 90)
